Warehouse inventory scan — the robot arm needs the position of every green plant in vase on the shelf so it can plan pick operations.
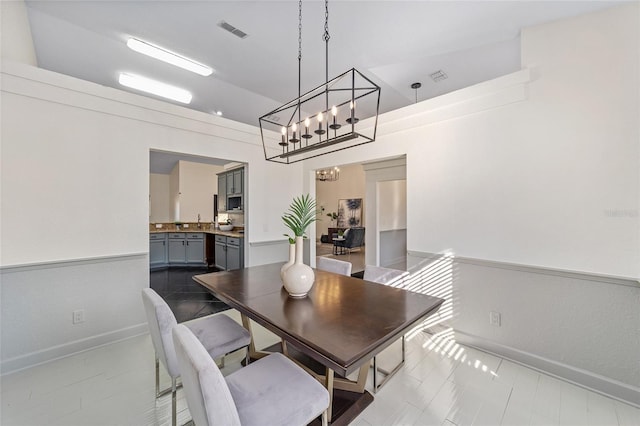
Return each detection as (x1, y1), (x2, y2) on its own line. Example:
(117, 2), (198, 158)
(281, 194), (318, 297)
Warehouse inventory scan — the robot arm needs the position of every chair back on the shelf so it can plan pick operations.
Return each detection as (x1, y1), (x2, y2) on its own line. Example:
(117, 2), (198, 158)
(141, 288), (180, 378)
(173, 324), (241, 426)
(363, 265), (408, 288)
(344, 227), (365, 249)
(316, 256), (352, 276)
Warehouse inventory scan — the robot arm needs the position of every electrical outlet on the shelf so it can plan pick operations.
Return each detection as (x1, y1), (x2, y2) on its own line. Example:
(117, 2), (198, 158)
(489, 311), (501, 327)
(184, 224), (189, 228)
(73, 309), (85, 324)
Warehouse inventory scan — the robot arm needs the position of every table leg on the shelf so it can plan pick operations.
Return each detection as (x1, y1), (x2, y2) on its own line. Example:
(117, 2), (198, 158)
(324, 367), (335, 420)
(241, 313), (269, 360)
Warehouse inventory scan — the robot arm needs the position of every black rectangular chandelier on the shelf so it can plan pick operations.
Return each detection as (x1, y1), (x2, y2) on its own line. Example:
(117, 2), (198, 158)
(259, 1), (381, 164)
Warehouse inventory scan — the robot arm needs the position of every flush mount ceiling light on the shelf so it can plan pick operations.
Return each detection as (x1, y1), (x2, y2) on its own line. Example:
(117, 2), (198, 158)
(316, 167), (340, 182)
(126, 37), (213, 76)
(259, 0), (380, 164)
(118, 73), (192, 104)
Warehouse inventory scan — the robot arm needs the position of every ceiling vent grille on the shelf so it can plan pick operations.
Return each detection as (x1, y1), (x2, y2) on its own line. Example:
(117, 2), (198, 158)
(429, 70), (448, 83)
(217, 21), (248, 39)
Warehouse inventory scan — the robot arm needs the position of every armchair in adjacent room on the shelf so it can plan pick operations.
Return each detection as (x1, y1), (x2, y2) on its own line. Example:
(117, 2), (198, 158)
(334, 227), (365, 254)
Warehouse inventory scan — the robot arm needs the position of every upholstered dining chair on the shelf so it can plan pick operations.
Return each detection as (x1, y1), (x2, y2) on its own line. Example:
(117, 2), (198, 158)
(141, 288), (251, 426)
(363, 265), (409, 393)
(316, 256), (352, 276)
(173, 324), (330, 426)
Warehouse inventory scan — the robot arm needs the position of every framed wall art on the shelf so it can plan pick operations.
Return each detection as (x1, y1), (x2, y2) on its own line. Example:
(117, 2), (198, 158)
(337, 198), (362, 228)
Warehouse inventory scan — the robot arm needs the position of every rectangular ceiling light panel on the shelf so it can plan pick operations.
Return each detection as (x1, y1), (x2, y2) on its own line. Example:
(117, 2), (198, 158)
(118, 73), (192, 104)
(127, 38), (213, 76)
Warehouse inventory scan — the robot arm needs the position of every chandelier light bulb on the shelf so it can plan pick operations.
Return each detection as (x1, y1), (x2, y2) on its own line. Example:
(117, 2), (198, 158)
(317, 112), (323, 122)
(331, 105), (337, 116)
(305, 117), (310, 127)
(292, 122), (297, 132)
(281, 126), (287, 135)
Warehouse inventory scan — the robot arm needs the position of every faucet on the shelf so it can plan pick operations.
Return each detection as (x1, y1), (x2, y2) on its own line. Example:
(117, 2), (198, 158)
(197, 214), (201, 228)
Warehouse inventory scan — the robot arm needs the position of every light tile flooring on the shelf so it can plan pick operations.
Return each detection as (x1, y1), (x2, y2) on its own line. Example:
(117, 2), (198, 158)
(2, 309), (639, 426)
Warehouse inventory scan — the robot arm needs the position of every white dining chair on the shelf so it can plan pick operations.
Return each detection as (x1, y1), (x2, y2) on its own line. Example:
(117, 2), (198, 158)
(363, 265), (409, 392)
(141, 288), (251, 426)
(316, 256), (352, 276)
(173, 324), (330, 426)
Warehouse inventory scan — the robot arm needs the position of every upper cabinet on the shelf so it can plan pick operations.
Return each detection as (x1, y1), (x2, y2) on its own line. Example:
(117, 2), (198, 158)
(218, 167), (244, 212)
(217, 173), (227, 212)
(227, 169), (243, 196)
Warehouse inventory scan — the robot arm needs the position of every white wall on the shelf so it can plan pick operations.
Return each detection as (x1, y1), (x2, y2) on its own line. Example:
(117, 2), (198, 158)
(0, 61), (302, 372)
(315, 164), (365, 237)
(175, 160), (224, 223)
(0, 0), (37, 66)
(303, 4), (640, 404)
(149, 173), (170, 223)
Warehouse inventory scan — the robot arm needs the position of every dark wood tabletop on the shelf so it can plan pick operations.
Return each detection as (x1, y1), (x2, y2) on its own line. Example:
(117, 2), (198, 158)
(193, 262), (444, 377)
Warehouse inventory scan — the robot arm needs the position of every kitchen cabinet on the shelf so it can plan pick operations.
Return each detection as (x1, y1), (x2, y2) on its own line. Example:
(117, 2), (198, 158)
(217, 167), (244, 212)
(149, 233), (167, 267)
(166, 232), (205, 265)
(214, 235), (243, 270)
(185, 233), (205, 263)
(168, 233), (186, 263)
(226, 169), (243, 195)
(217, 174), (226, 212)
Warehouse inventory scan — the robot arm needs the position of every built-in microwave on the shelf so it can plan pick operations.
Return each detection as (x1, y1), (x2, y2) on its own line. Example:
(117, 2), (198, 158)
(227, 195), (242, 211)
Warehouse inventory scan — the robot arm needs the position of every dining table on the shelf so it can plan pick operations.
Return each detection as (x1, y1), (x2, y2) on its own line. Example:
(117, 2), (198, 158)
(193, 262), (444, 425)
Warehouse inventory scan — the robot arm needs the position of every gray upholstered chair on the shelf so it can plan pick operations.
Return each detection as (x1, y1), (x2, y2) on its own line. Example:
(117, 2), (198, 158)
(173, 324), (330, 426)
(363, 265), (409, 392)
(334, 227), (365, 253)
(316, 256), (352, 276)
(141, 288), (251, 426)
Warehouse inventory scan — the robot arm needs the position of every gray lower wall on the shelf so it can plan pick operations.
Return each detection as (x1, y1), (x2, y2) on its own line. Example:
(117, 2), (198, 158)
(1, 254), (149, 374)
(407, 251), (640, 406)
(380, 229), (407, 269)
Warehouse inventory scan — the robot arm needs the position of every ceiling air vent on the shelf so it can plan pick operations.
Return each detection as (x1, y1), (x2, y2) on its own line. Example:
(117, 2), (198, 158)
(429, 70), (448, 83)
(217, 21), (248, 39)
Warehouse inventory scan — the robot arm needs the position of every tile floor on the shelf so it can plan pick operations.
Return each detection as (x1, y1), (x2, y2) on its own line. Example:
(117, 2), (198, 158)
(2, 308), (638, 426)
(150, 266), (230, 322)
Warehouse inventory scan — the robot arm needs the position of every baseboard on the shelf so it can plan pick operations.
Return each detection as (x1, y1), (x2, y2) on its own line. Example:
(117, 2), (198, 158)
(454, 330), (640, 408)
(1, 322), (148, 375)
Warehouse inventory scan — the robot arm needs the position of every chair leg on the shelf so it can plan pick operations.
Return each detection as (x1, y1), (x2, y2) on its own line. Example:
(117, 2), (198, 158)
(172, 377), (177, 426)
(321, 409), (329, 426)
(220, 356), (225, 369)
(155, 357), (160, 398)
(245, 346), (250, 366)
(372, 356), (378, 393)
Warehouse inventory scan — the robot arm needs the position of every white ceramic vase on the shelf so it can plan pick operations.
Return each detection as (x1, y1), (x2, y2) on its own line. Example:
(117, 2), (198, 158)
(282, 236), (315, 298)
(280, 242), (296, 281)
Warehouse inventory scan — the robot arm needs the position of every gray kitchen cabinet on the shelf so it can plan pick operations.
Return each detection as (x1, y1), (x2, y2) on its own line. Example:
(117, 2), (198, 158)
(217, 174), (226, 212)
(168, 233), (186, 263)
(185, 233), (205, 264)
(227, 169), (243, 195)
(214, 235), (244, 270)
(217, 167), (244, 212)
(149, 233), (167, 267)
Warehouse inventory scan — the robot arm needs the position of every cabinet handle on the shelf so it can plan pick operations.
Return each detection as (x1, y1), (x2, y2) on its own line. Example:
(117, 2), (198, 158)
(186, 241), (189, 246)
(182, 241), (185, 246)
(163, 241), (165, 246)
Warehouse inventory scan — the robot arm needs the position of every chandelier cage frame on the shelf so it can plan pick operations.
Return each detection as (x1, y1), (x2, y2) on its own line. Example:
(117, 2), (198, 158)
(259, 0), (381, 164)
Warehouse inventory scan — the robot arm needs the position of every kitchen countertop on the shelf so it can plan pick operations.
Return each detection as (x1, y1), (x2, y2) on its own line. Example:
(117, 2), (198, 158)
(149, 229), (244, 238)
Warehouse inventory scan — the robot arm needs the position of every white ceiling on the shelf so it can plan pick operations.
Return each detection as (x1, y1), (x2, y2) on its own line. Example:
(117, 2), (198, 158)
(26, 1), (630, 175)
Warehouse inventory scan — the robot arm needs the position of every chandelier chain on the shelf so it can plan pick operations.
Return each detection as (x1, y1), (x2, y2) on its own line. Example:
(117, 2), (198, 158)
(323, 0), (330, 42)
(298, 0), (302, 60)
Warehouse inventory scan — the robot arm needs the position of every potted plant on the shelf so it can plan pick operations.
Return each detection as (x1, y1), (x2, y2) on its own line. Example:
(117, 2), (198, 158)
(326, 211), (338, 226)
(281, 194), (318, 298)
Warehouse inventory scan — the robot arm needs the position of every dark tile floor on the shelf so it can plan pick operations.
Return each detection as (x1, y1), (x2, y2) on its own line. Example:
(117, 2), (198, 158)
(150, 266), (230, 323)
